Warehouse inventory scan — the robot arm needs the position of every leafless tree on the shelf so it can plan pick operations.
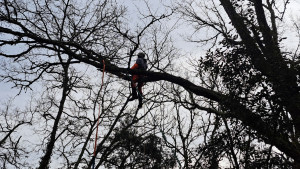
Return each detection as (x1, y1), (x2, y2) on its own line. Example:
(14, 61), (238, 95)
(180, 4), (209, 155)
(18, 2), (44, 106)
(0, 0), (175, 168)
(0, 99), (33, 168)
(1, 0), (300, 168)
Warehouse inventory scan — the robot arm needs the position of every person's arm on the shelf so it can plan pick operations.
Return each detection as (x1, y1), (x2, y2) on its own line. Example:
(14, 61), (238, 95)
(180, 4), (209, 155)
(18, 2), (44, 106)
(131, 63), (139, 69)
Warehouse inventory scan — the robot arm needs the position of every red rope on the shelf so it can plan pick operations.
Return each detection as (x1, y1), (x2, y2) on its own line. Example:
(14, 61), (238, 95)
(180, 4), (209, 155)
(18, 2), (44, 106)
(93, 59), (105, 163)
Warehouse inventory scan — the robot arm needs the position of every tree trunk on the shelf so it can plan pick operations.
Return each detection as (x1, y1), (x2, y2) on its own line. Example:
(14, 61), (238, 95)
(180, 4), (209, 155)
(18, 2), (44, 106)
(38, 66), (69, 169)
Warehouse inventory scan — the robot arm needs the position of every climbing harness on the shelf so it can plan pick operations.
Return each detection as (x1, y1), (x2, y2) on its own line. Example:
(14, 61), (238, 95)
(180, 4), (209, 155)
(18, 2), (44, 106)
(92, 59), (105, 169)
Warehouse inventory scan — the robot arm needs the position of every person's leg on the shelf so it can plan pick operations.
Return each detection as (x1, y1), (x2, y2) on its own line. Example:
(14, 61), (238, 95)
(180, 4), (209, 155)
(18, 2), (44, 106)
(137, 82), (143, 108)
(137, 75), (144, 96)
(129, 75), (138, 101)
(137, 83), (143, 96)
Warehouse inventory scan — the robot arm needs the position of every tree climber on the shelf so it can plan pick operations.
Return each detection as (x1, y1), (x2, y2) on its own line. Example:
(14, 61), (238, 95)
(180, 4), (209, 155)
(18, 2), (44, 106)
(129, 52), (148, 108)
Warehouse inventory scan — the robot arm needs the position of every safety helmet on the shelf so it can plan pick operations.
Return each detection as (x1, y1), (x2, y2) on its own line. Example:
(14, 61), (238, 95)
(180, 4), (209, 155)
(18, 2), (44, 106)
(137, 52), (145, 58)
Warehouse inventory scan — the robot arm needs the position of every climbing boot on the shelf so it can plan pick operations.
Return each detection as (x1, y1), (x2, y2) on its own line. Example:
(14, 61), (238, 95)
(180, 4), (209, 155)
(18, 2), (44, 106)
(129, 87), (138, 101)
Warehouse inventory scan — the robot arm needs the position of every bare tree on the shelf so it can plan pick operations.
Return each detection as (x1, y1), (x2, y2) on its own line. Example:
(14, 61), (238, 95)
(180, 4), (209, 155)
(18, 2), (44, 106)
(1, 0), (300, 168)
(0, 99), (32, 168)
(0, 0), (175, 168)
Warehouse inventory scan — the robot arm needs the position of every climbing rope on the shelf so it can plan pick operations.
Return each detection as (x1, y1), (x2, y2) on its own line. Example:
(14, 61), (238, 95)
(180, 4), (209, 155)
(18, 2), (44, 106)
(92, 59), (105, 169)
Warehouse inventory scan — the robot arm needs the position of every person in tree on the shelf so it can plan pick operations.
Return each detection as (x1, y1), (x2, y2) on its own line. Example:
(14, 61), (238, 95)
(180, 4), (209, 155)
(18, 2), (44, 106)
(129, 52), (148, 108)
